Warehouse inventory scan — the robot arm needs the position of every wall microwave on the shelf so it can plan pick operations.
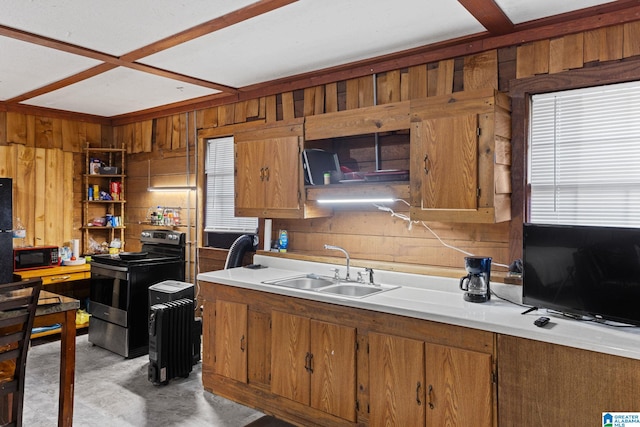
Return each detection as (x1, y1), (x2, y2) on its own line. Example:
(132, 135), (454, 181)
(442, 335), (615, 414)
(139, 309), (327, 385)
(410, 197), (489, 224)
(13, 246), (60, 271)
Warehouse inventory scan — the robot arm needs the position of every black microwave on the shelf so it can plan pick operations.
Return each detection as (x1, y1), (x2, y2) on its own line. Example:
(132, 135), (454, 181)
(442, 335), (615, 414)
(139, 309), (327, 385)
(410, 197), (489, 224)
(13, 246), (60, 271)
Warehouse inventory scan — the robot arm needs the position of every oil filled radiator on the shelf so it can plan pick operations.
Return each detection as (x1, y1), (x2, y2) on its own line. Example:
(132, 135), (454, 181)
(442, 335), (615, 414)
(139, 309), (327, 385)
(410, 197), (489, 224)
(148, 281), (202, 385)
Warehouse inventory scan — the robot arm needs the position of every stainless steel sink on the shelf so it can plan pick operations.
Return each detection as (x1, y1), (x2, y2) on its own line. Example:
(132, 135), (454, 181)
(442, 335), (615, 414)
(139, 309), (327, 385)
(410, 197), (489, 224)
(263, 274), (400, 298)
(262, 274), (335, 289)
(318, 283), (398, 298)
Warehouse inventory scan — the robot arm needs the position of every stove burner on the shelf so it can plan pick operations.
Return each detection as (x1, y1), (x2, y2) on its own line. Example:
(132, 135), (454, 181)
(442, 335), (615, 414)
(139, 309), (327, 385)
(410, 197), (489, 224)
(91, 253), (180, 267)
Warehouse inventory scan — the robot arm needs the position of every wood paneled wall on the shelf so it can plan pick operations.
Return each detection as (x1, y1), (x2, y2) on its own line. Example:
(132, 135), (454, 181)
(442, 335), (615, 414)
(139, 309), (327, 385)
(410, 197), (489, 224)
(110, 19), (640, 276)
(116, 112), (198, 282)
(0, 113), (108, 248)
(2, 19), (639, 278)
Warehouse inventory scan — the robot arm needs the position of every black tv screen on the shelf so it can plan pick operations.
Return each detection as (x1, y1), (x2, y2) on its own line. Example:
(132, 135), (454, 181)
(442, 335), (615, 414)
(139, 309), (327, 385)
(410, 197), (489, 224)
(523, 223), (640, 326)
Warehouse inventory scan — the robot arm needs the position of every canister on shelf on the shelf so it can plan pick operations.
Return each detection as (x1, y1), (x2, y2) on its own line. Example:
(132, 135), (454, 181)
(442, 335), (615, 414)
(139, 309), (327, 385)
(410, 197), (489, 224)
(110, 181), (121, 201)
(93, 184), (99, 200)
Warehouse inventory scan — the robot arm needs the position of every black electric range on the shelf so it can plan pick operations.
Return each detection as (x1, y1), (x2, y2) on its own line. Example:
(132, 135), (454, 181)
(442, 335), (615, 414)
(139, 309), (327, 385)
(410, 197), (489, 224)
(88, 230), (187, 358)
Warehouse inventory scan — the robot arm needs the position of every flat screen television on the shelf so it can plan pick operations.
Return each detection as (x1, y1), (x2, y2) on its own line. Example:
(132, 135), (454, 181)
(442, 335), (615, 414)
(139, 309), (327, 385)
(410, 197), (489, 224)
(523, 223), (640, 326)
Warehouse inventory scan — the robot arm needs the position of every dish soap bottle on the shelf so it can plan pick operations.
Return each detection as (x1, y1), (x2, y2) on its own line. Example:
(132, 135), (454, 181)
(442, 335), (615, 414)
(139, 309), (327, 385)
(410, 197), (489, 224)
(278, 230), (288, 253)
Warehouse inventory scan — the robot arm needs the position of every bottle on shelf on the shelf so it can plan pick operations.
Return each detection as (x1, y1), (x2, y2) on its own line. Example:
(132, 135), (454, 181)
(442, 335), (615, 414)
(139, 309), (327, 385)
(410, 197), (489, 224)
(13, 217), (27, 247)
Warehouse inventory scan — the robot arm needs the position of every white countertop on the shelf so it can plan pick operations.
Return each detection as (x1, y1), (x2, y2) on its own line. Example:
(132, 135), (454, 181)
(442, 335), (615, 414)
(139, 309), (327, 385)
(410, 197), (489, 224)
(197, 254), (640, 360)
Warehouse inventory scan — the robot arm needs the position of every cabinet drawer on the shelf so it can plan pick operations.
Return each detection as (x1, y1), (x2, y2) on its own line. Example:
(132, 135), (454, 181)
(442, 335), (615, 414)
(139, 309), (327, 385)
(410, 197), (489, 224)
(41, 271), (90, 285)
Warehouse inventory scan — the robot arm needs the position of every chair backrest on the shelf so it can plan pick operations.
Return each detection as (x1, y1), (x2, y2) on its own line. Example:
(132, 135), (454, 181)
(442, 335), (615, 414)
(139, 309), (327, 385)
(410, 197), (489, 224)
(0, 278), (42, 427)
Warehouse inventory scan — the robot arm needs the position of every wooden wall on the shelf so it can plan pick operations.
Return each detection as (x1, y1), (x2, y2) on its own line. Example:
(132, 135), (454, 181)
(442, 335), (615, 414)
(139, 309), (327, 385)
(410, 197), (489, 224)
(113, 113), (198, 282)
(0, 113), (109, 248)
(2, 19), (639, 279)
(122, 20), (640, 277)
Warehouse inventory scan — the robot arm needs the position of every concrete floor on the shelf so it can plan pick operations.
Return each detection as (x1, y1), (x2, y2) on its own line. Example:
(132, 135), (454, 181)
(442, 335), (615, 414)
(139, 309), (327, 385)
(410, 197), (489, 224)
(23, 334), (265, 426)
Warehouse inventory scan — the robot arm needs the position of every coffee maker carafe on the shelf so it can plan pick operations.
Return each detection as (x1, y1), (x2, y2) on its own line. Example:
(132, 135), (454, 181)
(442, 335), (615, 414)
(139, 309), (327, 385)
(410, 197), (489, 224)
(459, 256), (492, 303)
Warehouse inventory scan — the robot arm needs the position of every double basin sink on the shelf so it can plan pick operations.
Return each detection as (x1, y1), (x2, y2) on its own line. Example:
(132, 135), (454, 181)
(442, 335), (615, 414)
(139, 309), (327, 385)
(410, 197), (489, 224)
(262, 274), (399, 298)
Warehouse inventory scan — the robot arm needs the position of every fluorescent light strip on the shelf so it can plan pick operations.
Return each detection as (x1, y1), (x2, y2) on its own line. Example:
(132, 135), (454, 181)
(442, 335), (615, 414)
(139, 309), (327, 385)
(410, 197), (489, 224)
(317, 198), (395, 204)
(147, 186), (196, 192)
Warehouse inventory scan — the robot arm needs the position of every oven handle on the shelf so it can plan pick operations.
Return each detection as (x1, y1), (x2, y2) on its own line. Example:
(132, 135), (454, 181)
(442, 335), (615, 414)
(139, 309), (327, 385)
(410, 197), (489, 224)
(91, 263), (129, 280)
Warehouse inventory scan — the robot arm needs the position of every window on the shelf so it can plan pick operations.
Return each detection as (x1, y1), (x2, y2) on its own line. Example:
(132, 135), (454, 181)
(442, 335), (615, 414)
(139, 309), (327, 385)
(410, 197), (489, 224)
(528, 80), (640, 227)
(205, 137), (258, 233)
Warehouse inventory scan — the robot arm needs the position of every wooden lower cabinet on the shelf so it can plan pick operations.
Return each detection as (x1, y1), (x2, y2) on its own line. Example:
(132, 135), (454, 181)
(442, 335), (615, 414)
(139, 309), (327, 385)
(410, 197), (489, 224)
(369, 333), (425, 426)
(498, 335), (640, 426)
(214, 300), (248, 382)
(201, 282), (496, 426)
(426, 344), (493, 426)
(271, 311), (357, 422)
(368, 333), (494, 427)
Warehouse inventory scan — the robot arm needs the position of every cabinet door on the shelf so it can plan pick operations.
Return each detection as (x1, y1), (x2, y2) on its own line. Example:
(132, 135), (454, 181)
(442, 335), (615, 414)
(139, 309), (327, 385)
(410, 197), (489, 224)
(369, 332), (425, 427)
(411, 114), (478, 211)
(235, 135), (302, 214)
(262, 136), (301, 211)
(309, 320), (357, 422)
(214, 300), (248, 383)
(425, 343), (493, 427)
(235, 139), (266, 210)
(271, 311), (311, 404)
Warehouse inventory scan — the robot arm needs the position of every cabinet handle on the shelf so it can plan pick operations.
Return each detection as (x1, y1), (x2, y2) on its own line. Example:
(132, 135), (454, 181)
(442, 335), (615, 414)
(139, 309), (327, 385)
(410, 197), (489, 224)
(423, 154), (429, 175)
(427, 384), (434, 409)
(260, 167), (265, 181)
(264, 167), (270, 182)
(240, 335), (245, 352)
(416, 381), (422, 406)
(305, 352), (314, 373)
(51, 275), (71, 282)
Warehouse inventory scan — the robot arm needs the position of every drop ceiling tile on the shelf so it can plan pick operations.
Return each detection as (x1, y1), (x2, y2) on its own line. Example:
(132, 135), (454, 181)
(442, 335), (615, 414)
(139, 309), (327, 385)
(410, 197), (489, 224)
(495, 0), (617, 24)
(0, 36), (101, 101)
(0, 0), (257, 56)
(140, 0), (484, 87)
(22, 67), (219, 117)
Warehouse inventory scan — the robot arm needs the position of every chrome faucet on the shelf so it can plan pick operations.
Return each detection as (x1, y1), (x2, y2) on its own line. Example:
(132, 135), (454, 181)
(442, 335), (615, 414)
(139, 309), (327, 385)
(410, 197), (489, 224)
(324, 245), (351, 281)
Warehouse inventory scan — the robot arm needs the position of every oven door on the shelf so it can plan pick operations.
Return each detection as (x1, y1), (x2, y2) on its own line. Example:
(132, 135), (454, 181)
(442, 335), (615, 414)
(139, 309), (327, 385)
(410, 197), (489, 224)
(89, 263), (129, 327)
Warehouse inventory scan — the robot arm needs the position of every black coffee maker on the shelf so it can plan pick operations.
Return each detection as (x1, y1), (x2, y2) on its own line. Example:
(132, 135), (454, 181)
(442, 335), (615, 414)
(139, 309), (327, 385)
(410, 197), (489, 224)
(459, 256), (492, 303)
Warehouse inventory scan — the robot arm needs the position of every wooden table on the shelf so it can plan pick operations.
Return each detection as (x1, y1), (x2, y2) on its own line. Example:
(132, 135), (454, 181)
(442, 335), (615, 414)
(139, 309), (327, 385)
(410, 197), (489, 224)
(33, 291), (80, 427)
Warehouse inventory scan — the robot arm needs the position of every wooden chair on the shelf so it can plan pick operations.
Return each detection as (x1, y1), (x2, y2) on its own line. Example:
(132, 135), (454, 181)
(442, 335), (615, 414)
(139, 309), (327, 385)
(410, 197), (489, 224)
(0, 279), (42, 427)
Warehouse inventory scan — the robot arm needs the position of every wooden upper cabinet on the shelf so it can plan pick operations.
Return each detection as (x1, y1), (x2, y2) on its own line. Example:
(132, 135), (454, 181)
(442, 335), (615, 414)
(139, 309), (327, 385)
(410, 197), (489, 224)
(214, 300), (248, 383)
(305, 101), (410, 141)
(412, 114), (479, 210)
(234, 119), (331, 219)
(235, 136), (300, 211)
(409, 88), (511, 223)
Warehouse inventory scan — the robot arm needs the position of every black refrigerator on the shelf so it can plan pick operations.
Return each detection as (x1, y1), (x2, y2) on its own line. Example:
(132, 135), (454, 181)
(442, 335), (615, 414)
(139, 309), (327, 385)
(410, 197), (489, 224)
(0, 178), (13, 284)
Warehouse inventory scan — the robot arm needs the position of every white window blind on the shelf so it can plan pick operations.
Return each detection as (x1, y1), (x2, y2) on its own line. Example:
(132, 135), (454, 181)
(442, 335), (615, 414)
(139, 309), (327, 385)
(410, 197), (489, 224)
(205, 137), (258, 233)
(528, 80), (640, 227)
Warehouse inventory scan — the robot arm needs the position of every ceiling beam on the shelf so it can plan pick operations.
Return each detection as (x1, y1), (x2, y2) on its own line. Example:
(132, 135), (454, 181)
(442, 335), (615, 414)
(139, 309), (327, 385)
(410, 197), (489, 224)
(111, 2), (640, 124)
(457, 0), (513, 35)
(120, 0), (298, 61)
(0, 0), (297, 103)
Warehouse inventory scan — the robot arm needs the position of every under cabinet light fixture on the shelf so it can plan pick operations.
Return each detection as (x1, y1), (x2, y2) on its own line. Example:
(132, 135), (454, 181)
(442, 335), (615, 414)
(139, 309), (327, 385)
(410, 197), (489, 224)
(147, 159), (195, 192)
(317, 198), (395, 204)
(147, 185), (196, 192)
